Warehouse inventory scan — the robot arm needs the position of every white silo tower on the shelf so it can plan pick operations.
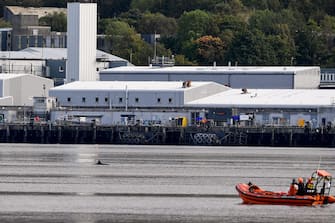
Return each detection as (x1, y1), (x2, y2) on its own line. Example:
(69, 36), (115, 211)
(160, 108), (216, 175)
(66, 1), (97, 82)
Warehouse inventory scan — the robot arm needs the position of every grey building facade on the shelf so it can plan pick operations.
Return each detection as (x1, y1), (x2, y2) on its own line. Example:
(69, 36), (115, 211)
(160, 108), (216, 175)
(100, 66), (320, 89)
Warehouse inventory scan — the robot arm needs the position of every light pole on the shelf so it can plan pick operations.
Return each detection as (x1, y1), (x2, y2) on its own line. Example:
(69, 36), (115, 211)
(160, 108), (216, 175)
(43, 84), (46, 97)
(23, 104), (26, 123)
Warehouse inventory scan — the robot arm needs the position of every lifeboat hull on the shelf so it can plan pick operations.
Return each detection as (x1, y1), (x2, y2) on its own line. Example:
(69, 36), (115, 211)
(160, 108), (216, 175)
(236, 183), (335, 206)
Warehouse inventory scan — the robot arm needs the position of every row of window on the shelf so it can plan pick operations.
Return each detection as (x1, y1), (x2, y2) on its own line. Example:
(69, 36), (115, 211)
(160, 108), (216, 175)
(66, 97), (174, 104)
(321, 73), (335, 81)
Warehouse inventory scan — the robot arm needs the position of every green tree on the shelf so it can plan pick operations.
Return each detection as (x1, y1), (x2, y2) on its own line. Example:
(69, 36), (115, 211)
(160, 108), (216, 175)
(103, 19), (153, 65)
(267, 33), (295, 65)
(225, 29), (276, 65)
(246, 9), (297, 65)
(241, 0), (268, 10)
(177, 10), (210, 43)
(137, 12), (177, 36)
(211, 14), (247, 47)
(0, 18), (11, 28)
(288, 0), (315, 21)
(267, 0), (281, 11)
(214, 0), (245, 15)
(159, 0), (221, 17)
(194, 35), (225, 65)
(277, 9), (305, 32)
(98, 0), (132, 18)
(248, 10), (280, 35)
(294, 19), (327, 65)
(159, 36), (179, 57)
(130, 0), (156, 12)
(39, 12), (66, 32)
(323, 1), (335, 16)
(174, 54), (197, 65)
(180, 39), (198, 62)
(131, 0), (221, 18)
(320, 15), (335, 38)
(320, 15), (335, 66)
(177, 10), (211, 60)
(119, 8), (143, 29)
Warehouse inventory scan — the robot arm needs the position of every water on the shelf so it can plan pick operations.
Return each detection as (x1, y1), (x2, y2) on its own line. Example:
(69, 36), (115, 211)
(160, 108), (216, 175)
(0, 144), (334, 222)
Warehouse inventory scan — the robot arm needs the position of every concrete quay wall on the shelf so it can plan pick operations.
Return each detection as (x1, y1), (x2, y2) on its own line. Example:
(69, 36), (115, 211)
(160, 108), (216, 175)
(0, 123), (334, 146)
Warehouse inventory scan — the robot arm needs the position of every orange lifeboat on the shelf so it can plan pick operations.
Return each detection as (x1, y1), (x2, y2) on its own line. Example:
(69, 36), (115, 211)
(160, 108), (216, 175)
(236, 170), (335, 206)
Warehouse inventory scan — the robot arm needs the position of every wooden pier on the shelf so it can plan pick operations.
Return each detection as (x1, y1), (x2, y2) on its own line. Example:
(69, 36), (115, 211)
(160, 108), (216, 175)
(0, 123), (334, 146)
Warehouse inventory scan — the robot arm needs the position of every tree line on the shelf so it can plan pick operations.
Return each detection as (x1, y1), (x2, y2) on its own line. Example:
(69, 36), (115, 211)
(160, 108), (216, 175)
(1, 0), (335, 67)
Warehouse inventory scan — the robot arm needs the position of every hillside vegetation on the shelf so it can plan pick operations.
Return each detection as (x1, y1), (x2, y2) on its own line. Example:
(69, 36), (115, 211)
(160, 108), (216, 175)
(1, 0), (335, 66)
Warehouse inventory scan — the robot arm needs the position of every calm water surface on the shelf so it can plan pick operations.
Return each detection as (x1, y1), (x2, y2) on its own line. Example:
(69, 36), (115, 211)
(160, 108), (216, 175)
(0, 144), (334, 222)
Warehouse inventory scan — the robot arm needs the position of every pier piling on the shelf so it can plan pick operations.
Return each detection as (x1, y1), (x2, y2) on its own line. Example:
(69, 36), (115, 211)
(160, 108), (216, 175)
(0, 123), (334, 146)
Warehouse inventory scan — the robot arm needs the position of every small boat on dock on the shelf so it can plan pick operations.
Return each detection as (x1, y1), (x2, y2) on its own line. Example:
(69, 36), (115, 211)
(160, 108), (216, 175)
(236, 170), (335, 206)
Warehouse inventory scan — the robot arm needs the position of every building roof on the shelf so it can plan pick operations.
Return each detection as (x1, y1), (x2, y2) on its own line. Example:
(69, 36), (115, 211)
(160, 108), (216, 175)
(187, 89), (335, 108)
(101, 65), (319, 75)
(0, 73), (54, 83)
(0, 48), (129, 62)
(0, 73), (27, 80)
(0, 50), (43, 60)
(50, 81), (335, 108)
(0, 28), (13, 32)
(6, 6), (66, 18)
(50, 81), (212, 92)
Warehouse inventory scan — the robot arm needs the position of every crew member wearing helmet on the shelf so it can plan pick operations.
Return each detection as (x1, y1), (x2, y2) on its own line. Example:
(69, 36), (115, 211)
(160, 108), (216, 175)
(296, 177), (305, 195)
(288, 178), (298, 195)
(305, 177), (315, 194)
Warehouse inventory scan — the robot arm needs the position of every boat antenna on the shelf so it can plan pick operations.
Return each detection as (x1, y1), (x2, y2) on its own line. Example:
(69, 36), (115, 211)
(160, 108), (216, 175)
(317, 155), (322, 171)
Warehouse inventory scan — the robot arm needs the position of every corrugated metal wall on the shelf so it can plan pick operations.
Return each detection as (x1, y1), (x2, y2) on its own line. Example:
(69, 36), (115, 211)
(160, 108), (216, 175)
(67, 2), (97, 83)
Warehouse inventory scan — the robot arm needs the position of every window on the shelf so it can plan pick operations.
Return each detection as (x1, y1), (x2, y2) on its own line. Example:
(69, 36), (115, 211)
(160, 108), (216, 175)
(95, 97), (99, 103)
(135, 97), (139, 103)
(272, 117), (280, 125)
(157, 98), (161, 103)
(82, 97), (86, 103)
(33, 29), (38, 36)
(191, 112), (200, 125)
(168, 98), (172, 103)
(96, 68), (99, 71)
(119, 97), (123, 103)
(67, 97), (71, 102)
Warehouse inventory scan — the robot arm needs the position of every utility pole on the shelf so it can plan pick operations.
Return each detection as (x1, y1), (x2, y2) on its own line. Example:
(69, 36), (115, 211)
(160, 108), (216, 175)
(154, 31), (157, 63)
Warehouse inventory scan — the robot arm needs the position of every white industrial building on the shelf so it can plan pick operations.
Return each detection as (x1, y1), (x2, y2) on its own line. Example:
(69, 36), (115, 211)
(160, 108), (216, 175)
(187, 88), (335, 128)
(0, 47), (130, 85)
(49, 81), (227, 125)
(0, 73), (53, 106)
(100, 66), (320, 89)
(48, 80), (335, 127)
